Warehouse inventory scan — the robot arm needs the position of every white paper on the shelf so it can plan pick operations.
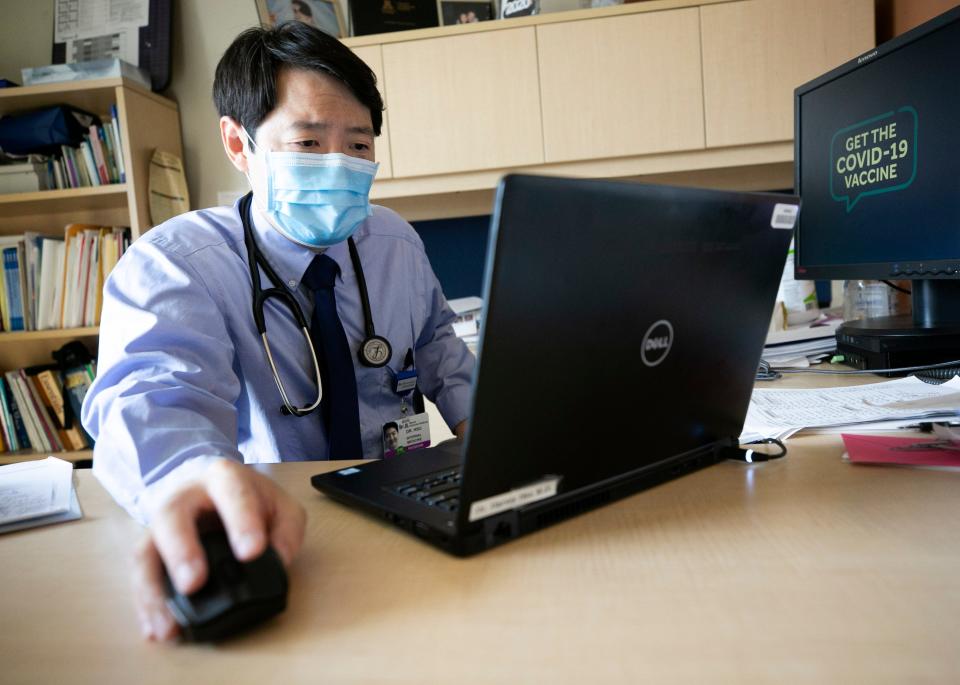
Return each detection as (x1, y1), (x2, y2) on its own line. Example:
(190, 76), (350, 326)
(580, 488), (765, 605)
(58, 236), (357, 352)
(741, 377), (960, 441)
(0, 457), (74, 525)
(55, 0), (149, 64)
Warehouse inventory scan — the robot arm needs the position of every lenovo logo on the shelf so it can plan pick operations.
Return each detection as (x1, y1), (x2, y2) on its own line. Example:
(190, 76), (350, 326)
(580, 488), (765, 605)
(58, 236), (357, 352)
(857, 49), (878, 64)
(641, 320), (673, 367)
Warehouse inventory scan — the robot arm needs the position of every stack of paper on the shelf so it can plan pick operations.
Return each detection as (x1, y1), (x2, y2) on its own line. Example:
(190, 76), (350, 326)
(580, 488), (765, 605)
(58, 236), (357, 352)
(740, 376), (960, 443)
(0, 457), (82, 534)
(763, 318), (841, 368)
(449, 296), (482, 354)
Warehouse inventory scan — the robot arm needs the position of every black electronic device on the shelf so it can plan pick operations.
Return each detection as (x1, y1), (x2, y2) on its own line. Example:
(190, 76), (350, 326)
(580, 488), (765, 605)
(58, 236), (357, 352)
(163, 529), (288, 642)
(794, 6), (960, 374)
(312, 174), (796, 556)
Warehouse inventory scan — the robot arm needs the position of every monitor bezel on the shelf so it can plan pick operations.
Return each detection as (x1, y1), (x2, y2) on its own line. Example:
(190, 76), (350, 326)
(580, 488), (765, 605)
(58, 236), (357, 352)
(793, 5), (960, 281)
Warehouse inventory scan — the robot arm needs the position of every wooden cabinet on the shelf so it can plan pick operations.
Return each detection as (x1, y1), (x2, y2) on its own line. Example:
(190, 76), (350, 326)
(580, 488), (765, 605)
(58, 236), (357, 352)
(0, 78), (183, 464)
(381, 27), (544, 177)
(343, 0), (876, 219)
(700, 0), (875, 148)
(351, 45), (394, 180)
(537, 8), (705, 164)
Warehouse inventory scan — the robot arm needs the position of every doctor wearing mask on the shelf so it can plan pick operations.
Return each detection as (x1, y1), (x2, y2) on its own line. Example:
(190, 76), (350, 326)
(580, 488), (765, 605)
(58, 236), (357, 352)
(82, 21), (475, 642)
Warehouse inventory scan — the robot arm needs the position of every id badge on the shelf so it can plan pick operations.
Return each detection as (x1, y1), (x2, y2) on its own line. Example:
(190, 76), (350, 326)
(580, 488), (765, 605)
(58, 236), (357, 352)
(382, 412), (431, 459)
(394, 369), (417, 395)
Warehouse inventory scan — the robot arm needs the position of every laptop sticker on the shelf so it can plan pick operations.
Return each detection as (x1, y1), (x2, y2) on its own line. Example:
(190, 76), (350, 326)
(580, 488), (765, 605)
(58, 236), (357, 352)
(468, 476), (561, 522)
(771, 203), (799, 229)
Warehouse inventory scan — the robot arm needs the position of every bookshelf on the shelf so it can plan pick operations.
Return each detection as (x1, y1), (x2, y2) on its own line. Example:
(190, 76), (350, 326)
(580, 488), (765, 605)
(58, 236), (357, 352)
(0, 77), (184, 463)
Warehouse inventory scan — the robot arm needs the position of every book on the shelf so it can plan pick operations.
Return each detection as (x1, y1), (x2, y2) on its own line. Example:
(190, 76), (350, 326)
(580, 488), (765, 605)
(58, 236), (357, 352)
(0, 376), (30, 451)
(88, 125), (109, 185)
(109, 105), (126, 183)
(0, 377), (16, 452)
(29, 367), (86, 451)
(37, 238), (64, 331)
(18, 369), (63, 452)
(80, 140), (100, 187)
(2, 245), (25, 331)
(5, 371), (47, 452)
(23, 233), (41, 331)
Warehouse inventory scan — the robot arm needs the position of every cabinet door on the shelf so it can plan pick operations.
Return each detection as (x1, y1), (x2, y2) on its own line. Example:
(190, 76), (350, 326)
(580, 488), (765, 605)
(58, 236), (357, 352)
(382, 28), (544, 178)
(351, 45), (393, 180)
(701, 0), (875, 148)
(537, 8), (705, 164)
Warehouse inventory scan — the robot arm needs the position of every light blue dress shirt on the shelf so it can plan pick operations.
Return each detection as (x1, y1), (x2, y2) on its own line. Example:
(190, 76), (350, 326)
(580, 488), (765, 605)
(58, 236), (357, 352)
(82, 199), (475, 522)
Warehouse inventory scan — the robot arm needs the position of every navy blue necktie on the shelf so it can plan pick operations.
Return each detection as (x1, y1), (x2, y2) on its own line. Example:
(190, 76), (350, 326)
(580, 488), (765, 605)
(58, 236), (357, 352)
(301, 254), (363, 459)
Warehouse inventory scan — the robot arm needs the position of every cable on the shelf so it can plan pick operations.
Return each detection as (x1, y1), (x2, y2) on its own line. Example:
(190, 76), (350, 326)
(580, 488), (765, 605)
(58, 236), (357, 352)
(881, 279), (912, 295)
(757, 358), (960, 384)
(725, 438), (787, 462)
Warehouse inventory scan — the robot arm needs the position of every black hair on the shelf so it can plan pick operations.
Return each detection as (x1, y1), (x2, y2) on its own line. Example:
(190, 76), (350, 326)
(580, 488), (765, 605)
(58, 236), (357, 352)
(383, 422), (399, 435)
(213, 21), (383, 138)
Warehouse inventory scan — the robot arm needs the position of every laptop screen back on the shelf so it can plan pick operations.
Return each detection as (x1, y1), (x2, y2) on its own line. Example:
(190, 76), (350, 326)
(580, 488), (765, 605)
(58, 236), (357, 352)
(458, 175), (796, 520)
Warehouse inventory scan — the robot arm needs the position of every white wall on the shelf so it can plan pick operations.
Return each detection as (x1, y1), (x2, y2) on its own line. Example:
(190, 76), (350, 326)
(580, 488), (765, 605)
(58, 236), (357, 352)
(0, 1), (53, 84)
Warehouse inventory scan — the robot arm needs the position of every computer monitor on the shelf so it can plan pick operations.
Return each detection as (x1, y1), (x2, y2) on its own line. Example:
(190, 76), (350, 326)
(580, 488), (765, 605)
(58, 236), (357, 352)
(794, 6), (960, 372)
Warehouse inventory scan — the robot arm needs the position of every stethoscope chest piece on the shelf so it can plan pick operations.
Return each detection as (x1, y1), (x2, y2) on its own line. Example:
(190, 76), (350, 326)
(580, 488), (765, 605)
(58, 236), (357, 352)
(360, 335), (392, 367)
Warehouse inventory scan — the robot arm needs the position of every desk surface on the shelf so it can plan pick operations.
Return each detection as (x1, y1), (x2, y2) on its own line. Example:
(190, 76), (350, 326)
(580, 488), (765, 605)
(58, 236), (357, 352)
(2, 379), (959, 683)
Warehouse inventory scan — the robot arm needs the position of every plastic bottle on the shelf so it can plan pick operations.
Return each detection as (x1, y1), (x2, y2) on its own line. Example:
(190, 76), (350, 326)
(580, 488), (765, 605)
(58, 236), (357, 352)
(842, 280), (905, 321)
(776, 241), (820, 325)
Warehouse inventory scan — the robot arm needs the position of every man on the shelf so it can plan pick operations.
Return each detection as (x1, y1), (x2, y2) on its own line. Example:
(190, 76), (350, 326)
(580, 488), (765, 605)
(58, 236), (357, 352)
(81, 22), (475, 641)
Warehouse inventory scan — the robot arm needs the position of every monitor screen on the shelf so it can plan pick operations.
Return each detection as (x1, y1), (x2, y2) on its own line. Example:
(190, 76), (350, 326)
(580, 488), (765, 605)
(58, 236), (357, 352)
(794, 7), (960, 281)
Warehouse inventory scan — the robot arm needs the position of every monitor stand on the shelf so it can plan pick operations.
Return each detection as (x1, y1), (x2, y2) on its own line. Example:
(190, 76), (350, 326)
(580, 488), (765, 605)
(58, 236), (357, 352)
(836, 280), (960, 375)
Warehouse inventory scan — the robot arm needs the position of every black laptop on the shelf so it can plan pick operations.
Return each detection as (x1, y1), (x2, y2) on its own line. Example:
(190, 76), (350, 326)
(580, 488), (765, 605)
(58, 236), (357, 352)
(312, 174), (798, 556)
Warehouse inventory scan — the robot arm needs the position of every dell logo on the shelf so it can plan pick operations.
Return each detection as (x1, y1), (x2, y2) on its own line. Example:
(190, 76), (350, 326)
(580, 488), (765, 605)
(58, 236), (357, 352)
(641, 320), (673, 367)
(645, 337), (670, 351)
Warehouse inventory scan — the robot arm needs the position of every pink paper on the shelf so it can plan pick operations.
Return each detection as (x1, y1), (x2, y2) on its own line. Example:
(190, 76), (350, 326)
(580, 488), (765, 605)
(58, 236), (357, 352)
(841, 433), (960, 467)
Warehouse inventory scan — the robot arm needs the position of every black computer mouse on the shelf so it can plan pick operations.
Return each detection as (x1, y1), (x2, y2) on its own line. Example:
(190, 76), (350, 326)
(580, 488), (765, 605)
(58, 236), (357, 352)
(163, 528), (288, 642)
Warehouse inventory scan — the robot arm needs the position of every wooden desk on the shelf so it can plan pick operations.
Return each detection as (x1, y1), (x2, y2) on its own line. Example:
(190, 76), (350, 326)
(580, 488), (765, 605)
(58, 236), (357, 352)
(2, 420), (958, 682)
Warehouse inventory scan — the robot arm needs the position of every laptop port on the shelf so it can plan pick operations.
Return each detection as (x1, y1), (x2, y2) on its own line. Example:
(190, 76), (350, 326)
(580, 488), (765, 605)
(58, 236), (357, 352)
(483, 514), (518, 547)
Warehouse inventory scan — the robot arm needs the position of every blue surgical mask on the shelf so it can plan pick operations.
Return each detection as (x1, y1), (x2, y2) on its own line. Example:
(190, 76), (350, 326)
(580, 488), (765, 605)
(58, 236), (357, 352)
(244, 128), (379, 248)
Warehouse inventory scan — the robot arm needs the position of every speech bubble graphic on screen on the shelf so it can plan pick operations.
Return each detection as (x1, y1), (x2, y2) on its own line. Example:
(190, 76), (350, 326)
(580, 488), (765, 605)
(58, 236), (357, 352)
(830, 106), (918, 212)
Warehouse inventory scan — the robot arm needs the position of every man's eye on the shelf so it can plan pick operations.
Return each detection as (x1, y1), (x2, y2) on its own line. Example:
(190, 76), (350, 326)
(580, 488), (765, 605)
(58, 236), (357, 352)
(352, 143), (370, 152)
(296, 140), (317, 148)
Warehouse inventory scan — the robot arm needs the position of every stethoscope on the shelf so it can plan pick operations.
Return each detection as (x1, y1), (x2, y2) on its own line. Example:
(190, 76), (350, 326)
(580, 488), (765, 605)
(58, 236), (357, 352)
(240, 192), (392, 417)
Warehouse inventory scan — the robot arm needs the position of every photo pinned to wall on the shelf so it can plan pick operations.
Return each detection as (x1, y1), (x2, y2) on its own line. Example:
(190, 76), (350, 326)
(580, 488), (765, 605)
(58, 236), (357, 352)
(349, 1), (441, 36)
(500, 0), (538, 19)
(441, 1), (496, 25)
(256, 0), (346, 38)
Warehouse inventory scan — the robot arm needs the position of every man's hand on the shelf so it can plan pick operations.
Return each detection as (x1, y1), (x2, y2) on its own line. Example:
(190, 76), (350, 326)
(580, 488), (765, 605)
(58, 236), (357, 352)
(133, 460), (306, 641)
(453, 420), (468, 440)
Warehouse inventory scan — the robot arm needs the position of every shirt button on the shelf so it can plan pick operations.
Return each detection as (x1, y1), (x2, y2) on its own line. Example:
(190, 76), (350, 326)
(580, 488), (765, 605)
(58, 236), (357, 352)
(288, 280), (296, 288)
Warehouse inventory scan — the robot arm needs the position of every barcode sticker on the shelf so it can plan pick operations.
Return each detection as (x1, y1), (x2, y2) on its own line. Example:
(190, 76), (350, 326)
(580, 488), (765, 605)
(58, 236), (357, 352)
(771, 203), (799, 229)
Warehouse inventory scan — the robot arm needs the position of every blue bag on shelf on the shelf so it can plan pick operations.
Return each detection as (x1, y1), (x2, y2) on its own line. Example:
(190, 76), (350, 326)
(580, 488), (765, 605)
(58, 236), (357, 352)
(0, 105), (99, 156)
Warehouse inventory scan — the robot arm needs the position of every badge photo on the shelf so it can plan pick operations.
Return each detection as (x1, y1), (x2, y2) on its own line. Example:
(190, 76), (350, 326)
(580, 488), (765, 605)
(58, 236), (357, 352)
(382, 413), (431, 458)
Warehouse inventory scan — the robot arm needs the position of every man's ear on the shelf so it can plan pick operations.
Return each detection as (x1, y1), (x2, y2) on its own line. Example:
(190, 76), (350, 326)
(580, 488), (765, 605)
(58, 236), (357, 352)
(221, 116), (250, 173)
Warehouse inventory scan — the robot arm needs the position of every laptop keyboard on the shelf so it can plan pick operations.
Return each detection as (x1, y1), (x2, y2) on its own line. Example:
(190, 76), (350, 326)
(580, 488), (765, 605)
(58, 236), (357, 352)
(388, 467), (462, 512)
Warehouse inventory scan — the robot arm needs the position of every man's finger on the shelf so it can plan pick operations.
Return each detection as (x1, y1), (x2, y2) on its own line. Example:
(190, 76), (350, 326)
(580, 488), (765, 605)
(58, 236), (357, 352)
(150, 486), (211, 595)
(132, 534), (180, 641)
(206, 460), (268, 562)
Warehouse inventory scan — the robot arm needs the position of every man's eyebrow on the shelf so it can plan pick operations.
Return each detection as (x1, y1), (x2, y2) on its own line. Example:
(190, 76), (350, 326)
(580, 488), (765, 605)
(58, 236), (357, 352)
(289, 121), (374, 136)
